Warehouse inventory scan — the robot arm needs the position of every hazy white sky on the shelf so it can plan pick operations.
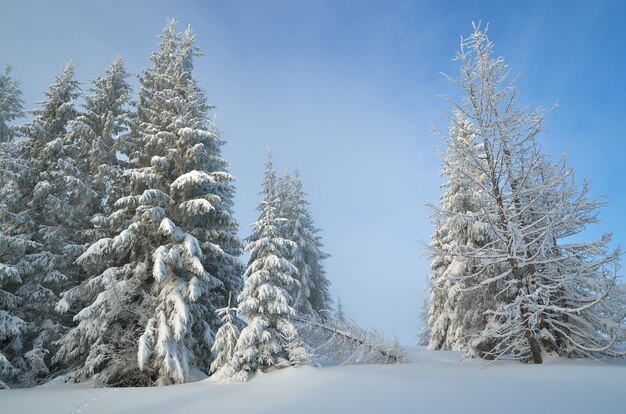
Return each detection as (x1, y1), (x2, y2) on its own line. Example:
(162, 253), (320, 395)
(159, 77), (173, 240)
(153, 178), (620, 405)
(2, 0), (625, 344)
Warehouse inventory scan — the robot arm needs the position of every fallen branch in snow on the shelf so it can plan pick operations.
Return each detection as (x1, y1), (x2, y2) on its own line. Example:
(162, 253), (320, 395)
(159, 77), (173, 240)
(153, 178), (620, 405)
(293, 313), (405, 365)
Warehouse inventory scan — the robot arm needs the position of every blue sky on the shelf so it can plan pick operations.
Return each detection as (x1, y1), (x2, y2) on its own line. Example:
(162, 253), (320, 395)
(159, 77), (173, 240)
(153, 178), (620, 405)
(2, 0), (625, 344)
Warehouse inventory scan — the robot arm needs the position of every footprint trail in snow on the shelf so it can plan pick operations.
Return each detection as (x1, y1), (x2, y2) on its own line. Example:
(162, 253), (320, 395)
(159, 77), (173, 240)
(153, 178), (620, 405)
(69, 389), (112, 414)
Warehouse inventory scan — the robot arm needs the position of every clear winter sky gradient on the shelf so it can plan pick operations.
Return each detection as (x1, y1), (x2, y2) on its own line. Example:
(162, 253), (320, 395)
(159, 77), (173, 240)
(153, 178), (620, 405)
(1, 0), (625, 345)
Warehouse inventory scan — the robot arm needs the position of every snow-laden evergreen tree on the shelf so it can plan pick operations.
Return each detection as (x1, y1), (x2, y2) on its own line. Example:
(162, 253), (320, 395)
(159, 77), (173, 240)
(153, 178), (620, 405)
(0, 64), (82, 386)
(416, 295), (430, 346)
(427, 113), (506, 357)
(335, 296), (346, 323)
(54, 21), (243, 386)
(51, 58), (133, 378)
(277, 171), (331, 317)
(70, 56), (133, 222)
(0, 63), (25, 233)
(209, 293), (240, 376)
(0, 64), (24, 146)
(433, 23), (625, 363)
(0, 63), (27, 388)
(232, 155), (303, 378)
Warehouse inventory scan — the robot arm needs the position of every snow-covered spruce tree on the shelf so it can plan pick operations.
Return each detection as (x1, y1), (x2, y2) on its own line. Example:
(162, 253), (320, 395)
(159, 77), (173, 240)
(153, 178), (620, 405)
(70, 56), (133, 224)
(232, 155), (303, 378)
(436, 24), (624, 363)
(0, 63), (27, 388)
(427, 113), (506, 357)
(416, 295), (430, 346)
(51, 58), (133, 376)
(293, 172), (332, 316)
(335, 296), (346, 323)
(0, 64), (25, 146)
(277, 171), (331, 317)
(55, 21), (243, 386)
(44, 57), (133, 270)
(0, 63), (26, 235)
(0, 63), (82, 386)
(209, 293), (240, 377)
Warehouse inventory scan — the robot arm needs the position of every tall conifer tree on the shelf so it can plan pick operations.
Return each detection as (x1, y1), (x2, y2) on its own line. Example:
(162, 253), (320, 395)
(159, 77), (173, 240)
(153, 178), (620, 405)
(277, 171), (331, 317)
(428, 24), (625, 363)
(0, 64), (81, 386)
(427, 114), (505, 356)
(0, 64), (27, 388)
(232, 155), (301, 376)
(55, 21), (243, 386)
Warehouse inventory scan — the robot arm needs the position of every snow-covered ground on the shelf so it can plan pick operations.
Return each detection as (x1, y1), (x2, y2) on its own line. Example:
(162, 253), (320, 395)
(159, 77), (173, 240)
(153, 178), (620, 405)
(2, 348), (625, 414)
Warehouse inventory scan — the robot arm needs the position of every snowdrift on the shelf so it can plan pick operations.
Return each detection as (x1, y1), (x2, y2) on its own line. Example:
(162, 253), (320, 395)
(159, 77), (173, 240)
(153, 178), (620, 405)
(2, 348), (624, 414)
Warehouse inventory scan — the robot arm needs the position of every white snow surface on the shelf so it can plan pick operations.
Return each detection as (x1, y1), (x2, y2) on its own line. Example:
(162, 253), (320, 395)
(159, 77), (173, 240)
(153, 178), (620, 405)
(2, 348), (624, 414)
